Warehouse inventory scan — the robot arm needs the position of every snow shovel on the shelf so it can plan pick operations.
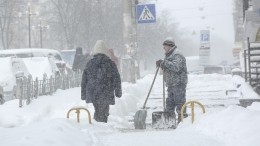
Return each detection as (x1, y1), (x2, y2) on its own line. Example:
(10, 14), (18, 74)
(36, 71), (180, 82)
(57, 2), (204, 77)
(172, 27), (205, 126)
(134, 67), (160, 129)
(152, 71), (176, 129)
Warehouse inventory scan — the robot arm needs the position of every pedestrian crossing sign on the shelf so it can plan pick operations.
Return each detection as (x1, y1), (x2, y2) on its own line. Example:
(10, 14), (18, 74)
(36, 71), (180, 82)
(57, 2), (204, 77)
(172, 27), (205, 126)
(136, 4), (156, 24)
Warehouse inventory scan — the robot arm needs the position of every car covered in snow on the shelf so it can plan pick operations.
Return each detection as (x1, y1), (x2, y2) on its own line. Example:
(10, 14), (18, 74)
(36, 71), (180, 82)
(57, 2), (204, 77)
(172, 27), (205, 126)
(0, 57), (31, 101)
(0, 56), (63, 102)
(0, 48), (71, 75)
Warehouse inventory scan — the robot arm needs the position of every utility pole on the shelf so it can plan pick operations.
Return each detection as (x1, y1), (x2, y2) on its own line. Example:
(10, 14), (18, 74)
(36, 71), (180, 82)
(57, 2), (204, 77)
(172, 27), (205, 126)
(28, 4), (31, 48)
(39, 19), (42, 48)
(122, 0), (140, 83)
(123, 0), (133, 83)
(19, 3), (38, 48)
(132, 0), (140, 79)
(123, 0), (133, 53)
(33, 18), (49, 48)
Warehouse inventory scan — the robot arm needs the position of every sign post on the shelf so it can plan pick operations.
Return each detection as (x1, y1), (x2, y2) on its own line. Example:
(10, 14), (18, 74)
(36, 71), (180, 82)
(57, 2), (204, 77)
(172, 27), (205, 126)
(199, 30), (210, 66)
(136, 4), (156, 24)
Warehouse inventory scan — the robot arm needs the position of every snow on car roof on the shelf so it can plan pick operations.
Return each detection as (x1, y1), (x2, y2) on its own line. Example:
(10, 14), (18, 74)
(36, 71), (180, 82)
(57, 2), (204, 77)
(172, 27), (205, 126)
(0, 48), (63, 61)
(0, 48), (60, 57)
(60, 50), (76, 52)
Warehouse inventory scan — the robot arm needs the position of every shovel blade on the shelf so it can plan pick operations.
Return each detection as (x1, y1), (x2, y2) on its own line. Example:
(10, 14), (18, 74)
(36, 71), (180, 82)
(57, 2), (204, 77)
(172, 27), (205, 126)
(152, 111), (176, 129)
(134, 109), (147, 129)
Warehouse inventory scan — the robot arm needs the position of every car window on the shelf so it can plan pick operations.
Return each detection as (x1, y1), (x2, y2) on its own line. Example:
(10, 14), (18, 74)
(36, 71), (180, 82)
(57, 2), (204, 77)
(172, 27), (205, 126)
(48, 53), (62, 61)
(204, 67), (223, 74)
(16, 53), (33, 58)
(60, 51), (76, 66)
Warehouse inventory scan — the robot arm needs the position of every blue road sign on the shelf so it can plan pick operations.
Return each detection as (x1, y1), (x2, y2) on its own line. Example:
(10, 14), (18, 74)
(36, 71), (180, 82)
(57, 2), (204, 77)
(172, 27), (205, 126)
(200, 30), (210, 43)
(201, 33), (209, 41)
(136, 4), (156, 24)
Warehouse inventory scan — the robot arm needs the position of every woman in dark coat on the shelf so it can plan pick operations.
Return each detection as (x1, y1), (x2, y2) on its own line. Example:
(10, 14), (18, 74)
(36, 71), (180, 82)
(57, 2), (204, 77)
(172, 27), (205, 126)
(81, 40), (122, 123)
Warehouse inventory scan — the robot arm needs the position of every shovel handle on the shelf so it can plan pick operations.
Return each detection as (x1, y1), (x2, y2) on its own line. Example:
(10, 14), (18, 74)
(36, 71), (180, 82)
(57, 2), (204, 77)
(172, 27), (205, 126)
(142, 67), (160, 109)
(163, 70), (166, 111)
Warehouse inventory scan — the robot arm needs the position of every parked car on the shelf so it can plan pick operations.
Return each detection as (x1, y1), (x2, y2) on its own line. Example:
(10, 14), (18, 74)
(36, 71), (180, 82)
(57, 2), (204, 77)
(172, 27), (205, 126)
(0, 57), (30, 101)
(0, 55), (64, 101)
(60, 50), (76, 67)
(0, 48), (71, 75)
(203, 65), (232, 74)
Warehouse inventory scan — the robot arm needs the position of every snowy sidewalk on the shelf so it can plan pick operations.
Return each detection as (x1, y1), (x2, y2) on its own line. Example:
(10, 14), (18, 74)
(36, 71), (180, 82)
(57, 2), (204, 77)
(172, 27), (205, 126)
(0, 74), (260, 146)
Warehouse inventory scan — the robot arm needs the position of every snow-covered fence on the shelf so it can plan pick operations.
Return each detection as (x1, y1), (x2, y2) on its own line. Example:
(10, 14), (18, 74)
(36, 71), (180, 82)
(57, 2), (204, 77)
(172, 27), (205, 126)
(17, 71), (82, 107)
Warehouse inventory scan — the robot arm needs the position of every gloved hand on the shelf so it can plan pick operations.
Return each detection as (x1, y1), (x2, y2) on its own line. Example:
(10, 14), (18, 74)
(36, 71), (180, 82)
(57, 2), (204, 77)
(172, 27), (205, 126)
(156, 59), (163, 67)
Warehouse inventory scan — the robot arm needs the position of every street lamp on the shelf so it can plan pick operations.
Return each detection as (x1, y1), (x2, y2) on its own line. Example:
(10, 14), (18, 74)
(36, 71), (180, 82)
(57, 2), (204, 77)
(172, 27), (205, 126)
(18, 3), (38, 48)
(33, 18), (49, 48)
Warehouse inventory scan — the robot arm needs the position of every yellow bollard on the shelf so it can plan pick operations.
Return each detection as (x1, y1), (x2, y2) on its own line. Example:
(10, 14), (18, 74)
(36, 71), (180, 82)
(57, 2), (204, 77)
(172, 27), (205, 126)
(181, 101), (205, 123)
(67, 107), (92, 124)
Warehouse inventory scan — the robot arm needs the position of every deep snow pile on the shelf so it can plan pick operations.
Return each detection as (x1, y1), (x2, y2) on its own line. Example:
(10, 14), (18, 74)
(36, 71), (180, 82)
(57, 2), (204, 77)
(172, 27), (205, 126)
(191, 104), (260, 146)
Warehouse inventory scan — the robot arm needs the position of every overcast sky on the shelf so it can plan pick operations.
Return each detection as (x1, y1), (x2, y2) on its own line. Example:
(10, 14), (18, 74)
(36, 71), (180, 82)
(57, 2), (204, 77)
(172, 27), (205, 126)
(156, 0), (235, 65)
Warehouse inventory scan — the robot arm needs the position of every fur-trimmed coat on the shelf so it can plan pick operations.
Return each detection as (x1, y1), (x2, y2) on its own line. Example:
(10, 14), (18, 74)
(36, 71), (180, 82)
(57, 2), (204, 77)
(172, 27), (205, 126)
(81, 54), (122, 105)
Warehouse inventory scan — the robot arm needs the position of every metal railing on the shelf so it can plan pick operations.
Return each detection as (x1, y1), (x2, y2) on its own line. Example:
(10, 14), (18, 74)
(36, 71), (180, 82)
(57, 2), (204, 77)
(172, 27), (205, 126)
(16, 71), (82, 107)
(244, 37), (260, 87)
(67, 106), (92, 124)
(181, 101), (206, 123)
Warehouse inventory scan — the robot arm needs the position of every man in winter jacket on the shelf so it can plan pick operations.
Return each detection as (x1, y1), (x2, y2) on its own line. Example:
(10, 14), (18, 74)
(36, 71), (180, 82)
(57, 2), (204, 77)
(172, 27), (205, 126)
(156, 39), (188, 123)
(81, 40), (122, 123)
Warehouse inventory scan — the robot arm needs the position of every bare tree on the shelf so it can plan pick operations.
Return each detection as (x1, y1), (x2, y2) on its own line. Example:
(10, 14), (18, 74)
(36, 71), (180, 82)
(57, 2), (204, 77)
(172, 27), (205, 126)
(47, 0), (87, 49)
(0, 0), (18, 49)
(39, 0), (192, 62)
(40, 0), (124, 52)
